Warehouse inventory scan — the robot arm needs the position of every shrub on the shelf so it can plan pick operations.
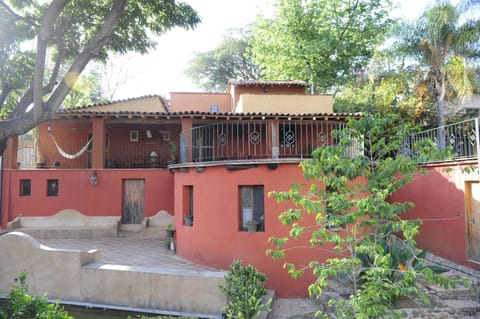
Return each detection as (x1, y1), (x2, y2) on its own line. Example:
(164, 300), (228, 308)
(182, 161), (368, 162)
(0, 271), (73, 319)
(219, 260), (271, 319)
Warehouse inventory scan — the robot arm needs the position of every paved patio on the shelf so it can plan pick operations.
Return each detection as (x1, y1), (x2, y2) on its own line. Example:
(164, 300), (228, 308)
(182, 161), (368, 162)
(38, 237), (223, 274)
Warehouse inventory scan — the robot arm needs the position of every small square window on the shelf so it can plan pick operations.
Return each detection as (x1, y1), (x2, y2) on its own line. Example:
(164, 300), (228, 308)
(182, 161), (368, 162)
(20, 179), (31, 196)
(240, 186), (264, 232)
(130, 130), (139, 142)
(47, 179), (59, 197)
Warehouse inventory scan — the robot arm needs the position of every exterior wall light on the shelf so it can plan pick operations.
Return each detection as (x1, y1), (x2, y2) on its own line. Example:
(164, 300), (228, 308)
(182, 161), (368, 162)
(90, 171), (98, 185)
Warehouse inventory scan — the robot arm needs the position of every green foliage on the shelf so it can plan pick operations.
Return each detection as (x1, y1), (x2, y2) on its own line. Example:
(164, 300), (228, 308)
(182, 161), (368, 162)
(186, 28), (260, 92)
(219, 260), (271, 319)
(250, 0), (393, 93)
(63, 68), (108, 108)
(0, 271), (73, 319)
(388, 1), (480, 127)
(268, 114), (466, 318)
(0, 0), (200, 140)
(333, 66), (437, 127)
(128, 316), (198, 319)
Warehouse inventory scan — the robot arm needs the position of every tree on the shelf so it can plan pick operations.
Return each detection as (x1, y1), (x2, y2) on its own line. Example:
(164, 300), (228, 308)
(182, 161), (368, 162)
(185, 27), (260, 92)
(391, 0), (480, 136)
(62, 67), (107, 108)
(334, 55), (437, 127)
(268, 114), (463, 318)
(97, 53), (135, 101)
(249, 0), (393, 94)
(0, 0), (200, 153)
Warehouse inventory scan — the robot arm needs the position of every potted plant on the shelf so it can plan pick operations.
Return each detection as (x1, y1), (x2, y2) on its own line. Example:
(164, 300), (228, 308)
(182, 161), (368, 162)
(184, 213), (193, 226)
(246, 220), (258, 232)
(166, 224), (175, 238)
(168, 140), (177, 164)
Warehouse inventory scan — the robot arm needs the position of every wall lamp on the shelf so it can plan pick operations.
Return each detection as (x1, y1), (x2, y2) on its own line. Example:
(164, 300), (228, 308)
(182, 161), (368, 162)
(90, 171), (98, 185)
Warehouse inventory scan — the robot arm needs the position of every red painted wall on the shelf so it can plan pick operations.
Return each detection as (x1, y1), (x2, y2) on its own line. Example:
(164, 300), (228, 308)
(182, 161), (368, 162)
(391, 162), (480, 270)
(173, 163), (338, 297)
(1, 169), (174, 228)
(39, 122), (92, 168)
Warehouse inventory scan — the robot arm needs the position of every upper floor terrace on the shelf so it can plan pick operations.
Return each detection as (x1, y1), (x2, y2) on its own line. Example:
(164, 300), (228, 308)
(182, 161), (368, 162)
(9, 111), (358, 170)
(8, 114), (480, 171)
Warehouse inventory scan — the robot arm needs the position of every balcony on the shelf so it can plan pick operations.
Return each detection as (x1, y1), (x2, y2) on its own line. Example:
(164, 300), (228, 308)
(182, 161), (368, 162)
(178, 119), (348, 166)
(403, 117), (479, 163)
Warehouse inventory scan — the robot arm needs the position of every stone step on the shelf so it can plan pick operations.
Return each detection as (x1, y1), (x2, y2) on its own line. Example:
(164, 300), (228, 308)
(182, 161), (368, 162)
(119, 223), (144, 233)
(399, 299), (480, 318)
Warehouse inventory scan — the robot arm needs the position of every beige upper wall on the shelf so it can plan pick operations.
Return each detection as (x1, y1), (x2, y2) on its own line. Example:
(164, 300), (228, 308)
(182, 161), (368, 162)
(235, 94), (333, 113)
(74, 96), (167, 113)
(169, 92), (231, 112)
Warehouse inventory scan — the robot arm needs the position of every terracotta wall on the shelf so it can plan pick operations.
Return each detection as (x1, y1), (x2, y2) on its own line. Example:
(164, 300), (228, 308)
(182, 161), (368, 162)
(38, 122), (182, 169)
(1, 169), (174, 228)
(107, 124), (181, 167)
(391, 162), (480, 270)
(170, 92), (231, 113)
(173, 163), (338, 297)
(38, 122), (92, 169)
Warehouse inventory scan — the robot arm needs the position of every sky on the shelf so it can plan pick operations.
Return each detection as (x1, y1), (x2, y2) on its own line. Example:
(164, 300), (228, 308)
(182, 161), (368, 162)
(110, 0), (442, 100)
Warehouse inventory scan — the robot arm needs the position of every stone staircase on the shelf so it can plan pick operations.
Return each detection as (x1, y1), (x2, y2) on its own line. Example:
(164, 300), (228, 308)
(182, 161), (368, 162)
(118, 211), (173, 239)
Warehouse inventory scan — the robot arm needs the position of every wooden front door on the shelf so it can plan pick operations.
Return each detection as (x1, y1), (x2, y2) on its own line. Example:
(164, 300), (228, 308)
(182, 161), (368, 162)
(122, 179), (145, 224)
(466, 181), (480, 262)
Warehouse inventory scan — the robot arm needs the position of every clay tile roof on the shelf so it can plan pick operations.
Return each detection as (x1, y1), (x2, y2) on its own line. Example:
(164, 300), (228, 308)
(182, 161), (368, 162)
(56, 107), (361, 120)
(227, 80), (308, 88)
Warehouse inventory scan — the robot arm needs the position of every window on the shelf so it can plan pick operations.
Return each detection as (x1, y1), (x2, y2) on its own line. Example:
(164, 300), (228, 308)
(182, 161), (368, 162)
(240, 186), (264, 232)
(47, 179), (59, 197)
(20, 179), (31, 196)
(130, 130), (139, 142)
(183, 186), (194, 226)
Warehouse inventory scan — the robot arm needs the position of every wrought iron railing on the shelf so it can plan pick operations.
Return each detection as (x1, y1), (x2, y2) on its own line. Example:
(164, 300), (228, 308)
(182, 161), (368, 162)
(403, 117), (479, 162)
(179, 119), (348, 164)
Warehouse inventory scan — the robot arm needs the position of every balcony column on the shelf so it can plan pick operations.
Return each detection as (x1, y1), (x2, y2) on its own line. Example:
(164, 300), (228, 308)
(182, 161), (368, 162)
(91, 118), (106, 169)
(181, 118), (193, 163)
(268, 119), (279, 159)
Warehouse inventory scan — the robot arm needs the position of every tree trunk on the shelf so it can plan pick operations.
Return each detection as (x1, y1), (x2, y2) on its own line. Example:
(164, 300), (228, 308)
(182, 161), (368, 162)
(0, 138), (6, 156)
(434, 69), (447, 149)
(0, 0), (129, 141)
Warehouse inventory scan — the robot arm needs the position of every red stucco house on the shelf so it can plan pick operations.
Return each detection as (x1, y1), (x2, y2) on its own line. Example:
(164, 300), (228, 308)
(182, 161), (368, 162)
(1, 80), (359, 296)
(1, 79), (479, 297)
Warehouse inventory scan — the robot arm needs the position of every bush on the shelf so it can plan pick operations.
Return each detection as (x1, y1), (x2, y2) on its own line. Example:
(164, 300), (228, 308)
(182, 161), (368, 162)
(0, 271), (73, 319)
(219, 260), (271, 319)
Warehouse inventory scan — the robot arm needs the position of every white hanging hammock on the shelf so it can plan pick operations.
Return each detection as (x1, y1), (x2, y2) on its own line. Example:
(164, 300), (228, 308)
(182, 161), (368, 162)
(49, 131), (93, 160)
